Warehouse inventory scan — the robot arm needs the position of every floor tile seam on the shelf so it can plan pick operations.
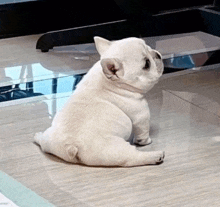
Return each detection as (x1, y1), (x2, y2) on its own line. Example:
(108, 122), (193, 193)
(165, 89), (220, 119)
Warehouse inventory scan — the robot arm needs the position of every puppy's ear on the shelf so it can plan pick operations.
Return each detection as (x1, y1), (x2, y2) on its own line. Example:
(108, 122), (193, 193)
(151, 49), (162, 60)
(146, 45), (152, 51)
(146, 45), (162, 59)
(101, 58), (124, 81)
(94, 36), (111, 55)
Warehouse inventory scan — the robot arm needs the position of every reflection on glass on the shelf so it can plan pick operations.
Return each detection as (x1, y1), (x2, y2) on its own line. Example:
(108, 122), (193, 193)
(0, 74), (86, 103)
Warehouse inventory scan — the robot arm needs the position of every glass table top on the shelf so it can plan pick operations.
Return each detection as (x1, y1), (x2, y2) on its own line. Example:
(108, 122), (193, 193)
(1, 31), (220, 105)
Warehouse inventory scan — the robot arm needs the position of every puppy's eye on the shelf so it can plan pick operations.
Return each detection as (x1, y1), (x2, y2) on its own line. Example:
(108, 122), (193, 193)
(143, 59), (150, 70)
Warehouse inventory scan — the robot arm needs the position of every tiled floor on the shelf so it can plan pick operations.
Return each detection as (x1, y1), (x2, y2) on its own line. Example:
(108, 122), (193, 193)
(0, 34), (220, 206)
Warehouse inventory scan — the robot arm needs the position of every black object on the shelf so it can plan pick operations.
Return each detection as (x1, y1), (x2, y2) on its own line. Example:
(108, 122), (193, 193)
(0, 85), (12, 102)
(12, 84), (43, 100)
(73, 74), (86, 90)
(36, 0), (220, 52)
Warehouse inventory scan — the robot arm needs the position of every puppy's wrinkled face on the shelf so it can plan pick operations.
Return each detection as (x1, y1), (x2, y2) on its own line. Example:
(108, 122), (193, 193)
(94, 36), (164, 92)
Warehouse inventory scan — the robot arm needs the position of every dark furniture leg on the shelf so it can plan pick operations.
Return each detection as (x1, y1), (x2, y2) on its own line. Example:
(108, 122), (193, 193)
(36, 20), (135, 52)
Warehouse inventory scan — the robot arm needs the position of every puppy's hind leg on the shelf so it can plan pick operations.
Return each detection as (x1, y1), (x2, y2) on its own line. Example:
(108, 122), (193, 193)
(123, 148), (165, 167)
(34, 132), (47, 150)
(83, 137), (165, 167)
(34, 127), (59, 154)
(34, 130), (79, 163)
(34, 131), (51, 153)
(117, 141), (165, 167)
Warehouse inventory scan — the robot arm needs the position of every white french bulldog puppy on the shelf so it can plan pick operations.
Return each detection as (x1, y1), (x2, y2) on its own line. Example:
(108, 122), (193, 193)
(34, 36), (165, 167)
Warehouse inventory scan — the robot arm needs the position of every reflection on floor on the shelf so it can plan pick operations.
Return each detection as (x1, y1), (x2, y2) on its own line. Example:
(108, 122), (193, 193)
(0, 34), (220, 207)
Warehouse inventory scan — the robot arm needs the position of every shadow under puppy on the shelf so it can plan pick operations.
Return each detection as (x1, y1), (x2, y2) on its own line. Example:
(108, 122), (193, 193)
(34, 36), (165, 167)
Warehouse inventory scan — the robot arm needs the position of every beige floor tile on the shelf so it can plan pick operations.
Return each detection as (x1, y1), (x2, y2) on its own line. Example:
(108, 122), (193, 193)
(1, 34), (220, 207)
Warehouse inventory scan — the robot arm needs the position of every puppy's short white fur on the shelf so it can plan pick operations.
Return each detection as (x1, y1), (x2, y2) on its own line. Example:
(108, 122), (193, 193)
(34, 36), (165, 167)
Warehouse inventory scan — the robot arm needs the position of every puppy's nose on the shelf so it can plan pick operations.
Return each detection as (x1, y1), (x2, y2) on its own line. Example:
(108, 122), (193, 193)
(143, 59), (151, 70)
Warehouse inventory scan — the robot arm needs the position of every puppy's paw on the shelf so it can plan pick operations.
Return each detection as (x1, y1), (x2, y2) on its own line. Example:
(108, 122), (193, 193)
(134, 137), (152, 146)
(34, 132), (43, 145)
(155, 151), (165, 164)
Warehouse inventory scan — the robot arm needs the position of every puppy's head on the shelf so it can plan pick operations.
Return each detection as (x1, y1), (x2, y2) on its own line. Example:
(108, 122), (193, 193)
(94, 36), (164, 93)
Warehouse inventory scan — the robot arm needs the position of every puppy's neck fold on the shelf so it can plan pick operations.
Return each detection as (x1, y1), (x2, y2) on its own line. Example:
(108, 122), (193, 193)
(100, 71), (148, 95)
(114, 81), (148, 94)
